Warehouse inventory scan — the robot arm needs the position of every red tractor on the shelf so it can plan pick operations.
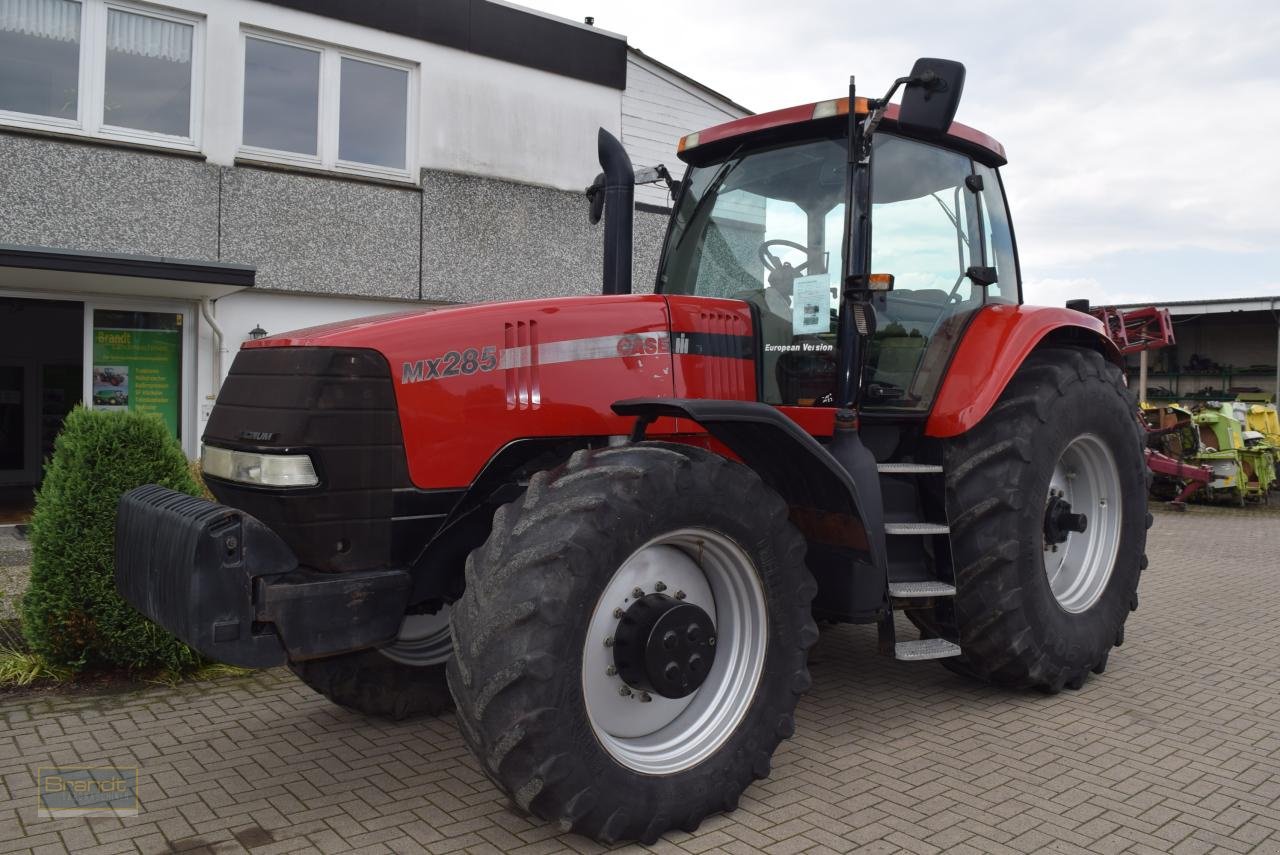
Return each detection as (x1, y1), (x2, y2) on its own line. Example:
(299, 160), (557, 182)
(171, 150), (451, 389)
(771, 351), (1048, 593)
(117, 60), (1148, 844)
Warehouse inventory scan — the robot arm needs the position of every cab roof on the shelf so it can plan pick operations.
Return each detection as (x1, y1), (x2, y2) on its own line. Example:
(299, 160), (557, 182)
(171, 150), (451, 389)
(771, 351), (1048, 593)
(678, 97), (1007, 167)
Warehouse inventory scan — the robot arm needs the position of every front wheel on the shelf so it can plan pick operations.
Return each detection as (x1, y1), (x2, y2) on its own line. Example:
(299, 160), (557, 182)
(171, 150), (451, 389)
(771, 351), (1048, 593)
(448, 443), (816, 843)
(939, 346), (1149, 691)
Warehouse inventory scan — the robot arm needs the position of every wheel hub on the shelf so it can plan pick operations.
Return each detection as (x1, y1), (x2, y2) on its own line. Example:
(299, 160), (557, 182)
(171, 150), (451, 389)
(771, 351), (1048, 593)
(1043, 492), (1088, 546)
(1043, 434), (1123, 614)
(613, 593), (716, 699)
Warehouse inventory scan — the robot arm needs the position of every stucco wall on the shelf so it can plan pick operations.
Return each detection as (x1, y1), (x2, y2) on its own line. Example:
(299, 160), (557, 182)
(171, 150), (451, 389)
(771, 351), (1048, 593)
(220, 167), (421, 298)
(0, 133), (219, 260)
(419, 169), (673, 302)
(0, 133), (675, 304)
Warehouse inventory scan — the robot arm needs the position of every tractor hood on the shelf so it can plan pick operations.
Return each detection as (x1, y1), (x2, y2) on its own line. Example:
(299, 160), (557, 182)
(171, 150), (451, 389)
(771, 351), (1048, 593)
(234, 294), (753, 490)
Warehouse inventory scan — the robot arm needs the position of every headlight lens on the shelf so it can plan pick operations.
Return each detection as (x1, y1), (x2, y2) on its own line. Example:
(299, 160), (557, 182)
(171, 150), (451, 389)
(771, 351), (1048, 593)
(202, 445), (319, 488)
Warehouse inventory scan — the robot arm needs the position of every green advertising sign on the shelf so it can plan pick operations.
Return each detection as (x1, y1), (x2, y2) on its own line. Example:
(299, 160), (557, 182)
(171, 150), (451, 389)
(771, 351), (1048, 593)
(91, 313), (182, 438)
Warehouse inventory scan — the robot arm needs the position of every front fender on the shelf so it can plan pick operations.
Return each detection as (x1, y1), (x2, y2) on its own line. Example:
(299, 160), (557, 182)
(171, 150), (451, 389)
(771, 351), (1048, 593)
(613, 398), (888, 622)
(925, 304), (1122, 438)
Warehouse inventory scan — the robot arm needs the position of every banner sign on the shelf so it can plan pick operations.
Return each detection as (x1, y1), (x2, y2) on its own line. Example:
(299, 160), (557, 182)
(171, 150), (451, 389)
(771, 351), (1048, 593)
(91, 311), (182, 437)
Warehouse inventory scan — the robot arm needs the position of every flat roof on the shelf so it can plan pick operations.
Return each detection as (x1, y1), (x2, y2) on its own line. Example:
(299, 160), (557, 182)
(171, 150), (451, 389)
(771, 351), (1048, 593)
(1113, 296), (1280, 315)
(0, 244), (255, 300)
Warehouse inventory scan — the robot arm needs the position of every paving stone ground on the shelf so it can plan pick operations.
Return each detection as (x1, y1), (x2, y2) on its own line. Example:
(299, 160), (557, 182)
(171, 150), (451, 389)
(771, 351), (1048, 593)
(2, 507), (1279, 854)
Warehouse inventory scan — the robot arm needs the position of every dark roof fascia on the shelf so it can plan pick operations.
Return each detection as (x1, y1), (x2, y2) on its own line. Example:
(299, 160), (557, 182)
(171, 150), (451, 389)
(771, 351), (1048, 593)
(0, 244), (256, 288)
(260, 0), (628, 90)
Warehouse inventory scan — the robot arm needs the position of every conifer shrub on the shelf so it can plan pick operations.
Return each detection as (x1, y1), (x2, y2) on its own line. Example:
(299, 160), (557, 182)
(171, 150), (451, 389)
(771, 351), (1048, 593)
(20, 407), (203, 672)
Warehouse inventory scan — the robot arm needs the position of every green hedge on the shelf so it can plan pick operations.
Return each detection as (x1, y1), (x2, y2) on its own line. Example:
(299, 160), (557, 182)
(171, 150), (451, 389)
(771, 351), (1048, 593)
(21, 407), (204, 672)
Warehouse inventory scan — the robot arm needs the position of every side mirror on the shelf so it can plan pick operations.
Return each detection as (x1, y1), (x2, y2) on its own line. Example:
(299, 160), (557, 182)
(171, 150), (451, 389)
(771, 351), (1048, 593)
(897, 58), (966, 137)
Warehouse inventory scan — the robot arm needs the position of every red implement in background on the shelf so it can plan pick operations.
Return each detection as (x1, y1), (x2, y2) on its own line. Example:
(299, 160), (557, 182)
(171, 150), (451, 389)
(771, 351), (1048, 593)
(1144, 448), (1212, 510)
(1088, 305), (1175, 355)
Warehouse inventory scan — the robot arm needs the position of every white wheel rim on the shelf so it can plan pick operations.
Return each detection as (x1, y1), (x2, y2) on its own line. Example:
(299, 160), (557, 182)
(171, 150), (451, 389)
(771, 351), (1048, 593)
(581, 528), (768, 775)
(378, 607), (452, 666)
(1044, 434), (1124, 613)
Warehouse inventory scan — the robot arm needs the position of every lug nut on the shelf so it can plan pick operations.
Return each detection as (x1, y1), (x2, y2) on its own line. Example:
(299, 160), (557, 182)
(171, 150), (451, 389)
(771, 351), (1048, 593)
(675, 590), (686, 600)
(604, 636), (614, 647)
(618, 686), (631, 697)
(606, 665), (617, 676)
(708, 635), (716, 647)
(638, 692), (652, 703)
(613, 607), (624, 619)
(632, 587), (645, 598)
(654, 581), (667, 592)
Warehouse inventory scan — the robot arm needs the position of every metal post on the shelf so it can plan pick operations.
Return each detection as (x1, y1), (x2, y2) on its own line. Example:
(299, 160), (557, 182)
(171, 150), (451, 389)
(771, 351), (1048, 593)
(837, 77), (875, 411)
(1138, 349), (1148, 404)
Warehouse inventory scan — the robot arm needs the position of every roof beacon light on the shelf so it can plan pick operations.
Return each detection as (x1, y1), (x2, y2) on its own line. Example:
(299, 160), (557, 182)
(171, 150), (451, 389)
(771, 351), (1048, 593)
(812, 99), (843, 120)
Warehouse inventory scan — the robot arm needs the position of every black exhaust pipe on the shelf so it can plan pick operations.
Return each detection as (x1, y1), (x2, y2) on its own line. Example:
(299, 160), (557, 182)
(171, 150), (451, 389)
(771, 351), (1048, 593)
(595, 128), (633, 295)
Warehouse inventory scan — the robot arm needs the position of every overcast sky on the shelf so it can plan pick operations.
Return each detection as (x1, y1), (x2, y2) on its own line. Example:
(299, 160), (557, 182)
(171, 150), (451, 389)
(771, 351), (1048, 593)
(516, 0), (1280, 307)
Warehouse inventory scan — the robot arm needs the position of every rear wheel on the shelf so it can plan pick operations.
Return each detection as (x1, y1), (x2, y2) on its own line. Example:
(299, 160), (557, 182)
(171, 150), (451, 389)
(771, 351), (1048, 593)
(288, 608), (454, 720)
(938, 346), (1149, 691)
(448, 443), (816, 843)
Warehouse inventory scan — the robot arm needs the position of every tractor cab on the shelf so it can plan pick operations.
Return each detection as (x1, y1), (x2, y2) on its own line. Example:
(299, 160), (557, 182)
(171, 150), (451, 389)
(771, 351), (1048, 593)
(658, 94), (1018, 412)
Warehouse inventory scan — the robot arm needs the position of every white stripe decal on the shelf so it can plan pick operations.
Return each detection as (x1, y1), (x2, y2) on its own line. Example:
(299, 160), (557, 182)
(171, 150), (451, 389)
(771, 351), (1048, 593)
(499, 332), (669, 370)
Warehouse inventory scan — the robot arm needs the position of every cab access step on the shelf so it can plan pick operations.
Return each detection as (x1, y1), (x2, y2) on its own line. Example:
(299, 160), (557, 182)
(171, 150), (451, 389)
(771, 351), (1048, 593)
(877, 460), (962, 661)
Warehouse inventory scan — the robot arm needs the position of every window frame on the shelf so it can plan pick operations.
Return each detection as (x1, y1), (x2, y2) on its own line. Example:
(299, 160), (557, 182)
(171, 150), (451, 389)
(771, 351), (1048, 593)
(0, 0), (204, 152)
(237, 28), (417, 183)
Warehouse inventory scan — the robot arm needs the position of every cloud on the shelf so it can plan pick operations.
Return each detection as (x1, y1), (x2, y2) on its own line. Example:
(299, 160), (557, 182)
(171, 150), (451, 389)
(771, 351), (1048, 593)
(1021, 277), (1154, 309)
(520, 1), (1280, 303)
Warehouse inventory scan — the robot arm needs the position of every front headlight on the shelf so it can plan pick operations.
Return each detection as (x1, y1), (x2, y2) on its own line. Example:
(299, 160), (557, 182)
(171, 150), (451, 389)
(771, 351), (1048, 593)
(202, 445), (319, 488)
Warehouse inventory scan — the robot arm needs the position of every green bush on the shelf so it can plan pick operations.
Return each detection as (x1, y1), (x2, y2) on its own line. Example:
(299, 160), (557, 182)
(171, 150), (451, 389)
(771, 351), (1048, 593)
(20, 406), (204, 673)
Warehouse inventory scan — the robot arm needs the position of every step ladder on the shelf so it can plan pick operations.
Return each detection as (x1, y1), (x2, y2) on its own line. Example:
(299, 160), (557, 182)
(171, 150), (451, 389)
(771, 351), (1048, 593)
(876, 461), (961, 661)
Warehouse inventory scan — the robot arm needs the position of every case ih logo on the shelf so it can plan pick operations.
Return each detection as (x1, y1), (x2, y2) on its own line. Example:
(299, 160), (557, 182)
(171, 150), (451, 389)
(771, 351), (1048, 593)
(615, 333), (669, 357)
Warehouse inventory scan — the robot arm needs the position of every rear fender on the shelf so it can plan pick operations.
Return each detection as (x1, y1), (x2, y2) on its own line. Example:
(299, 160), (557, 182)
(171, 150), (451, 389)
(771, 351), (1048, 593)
(613, 398), (888, 622)
(925, 304), (1122, 438)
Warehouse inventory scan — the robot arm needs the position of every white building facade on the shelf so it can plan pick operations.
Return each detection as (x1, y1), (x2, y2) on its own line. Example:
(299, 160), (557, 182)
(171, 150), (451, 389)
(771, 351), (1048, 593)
(0, 0), (748, 508)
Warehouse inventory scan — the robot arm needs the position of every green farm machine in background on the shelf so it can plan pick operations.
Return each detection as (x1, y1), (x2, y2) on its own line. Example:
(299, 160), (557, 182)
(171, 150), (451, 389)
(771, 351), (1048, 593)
(1189, 403), (1277, 505)
(1089, 304), (1279, 507)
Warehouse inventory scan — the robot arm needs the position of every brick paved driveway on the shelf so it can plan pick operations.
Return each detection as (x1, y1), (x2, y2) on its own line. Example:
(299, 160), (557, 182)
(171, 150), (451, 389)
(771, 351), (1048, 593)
(2, 507), (1279, 854)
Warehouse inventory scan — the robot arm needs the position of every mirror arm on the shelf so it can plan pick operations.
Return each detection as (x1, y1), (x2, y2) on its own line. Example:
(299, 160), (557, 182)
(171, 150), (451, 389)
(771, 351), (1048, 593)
(860, 72), (944, 157)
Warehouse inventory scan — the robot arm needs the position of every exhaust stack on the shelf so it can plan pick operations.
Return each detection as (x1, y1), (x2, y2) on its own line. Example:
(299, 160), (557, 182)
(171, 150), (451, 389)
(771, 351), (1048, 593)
(594, 128), (634, 296)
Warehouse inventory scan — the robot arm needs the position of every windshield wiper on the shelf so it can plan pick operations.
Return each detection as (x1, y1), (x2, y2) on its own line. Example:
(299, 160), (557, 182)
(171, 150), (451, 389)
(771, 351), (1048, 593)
(930, 191), (968, 243)
(671, 144), (746, 254)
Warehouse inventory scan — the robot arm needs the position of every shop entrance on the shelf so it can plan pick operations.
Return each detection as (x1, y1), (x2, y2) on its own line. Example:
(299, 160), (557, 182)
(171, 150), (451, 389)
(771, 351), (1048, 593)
(0, 298), (84, 522)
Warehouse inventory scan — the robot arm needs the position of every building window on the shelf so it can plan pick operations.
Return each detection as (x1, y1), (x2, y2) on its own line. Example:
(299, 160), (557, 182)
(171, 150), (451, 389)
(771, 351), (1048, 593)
(240, 31), (414, 180)
(338, 56), (408, 170)
(0, 0), (201, 148)
(0, 0), (82, 121)
(102, 7), (193, 138)
(243, 36), (320, 156)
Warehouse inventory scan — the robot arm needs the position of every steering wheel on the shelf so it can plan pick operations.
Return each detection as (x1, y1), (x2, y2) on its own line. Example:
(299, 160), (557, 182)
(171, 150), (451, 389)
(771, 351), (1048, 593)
(758, 239), (812, 275)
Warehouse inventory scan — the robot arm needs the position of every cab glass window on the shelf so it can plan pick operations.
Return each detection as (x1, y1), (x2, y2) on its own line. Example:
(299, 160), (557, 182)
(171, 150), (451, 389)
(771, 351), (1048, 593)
(865, 134), (984, 410)
(660, 135), (847, 405)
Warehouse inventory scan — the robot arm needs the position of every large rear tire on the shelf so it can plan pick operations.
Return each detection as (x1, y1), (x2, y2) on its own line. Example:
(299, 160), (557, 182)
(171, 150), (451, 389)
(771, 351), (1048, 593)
(448, 443), (816, 843)
(288, 609), (454, 720)
(939, 346), (1149, 691)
